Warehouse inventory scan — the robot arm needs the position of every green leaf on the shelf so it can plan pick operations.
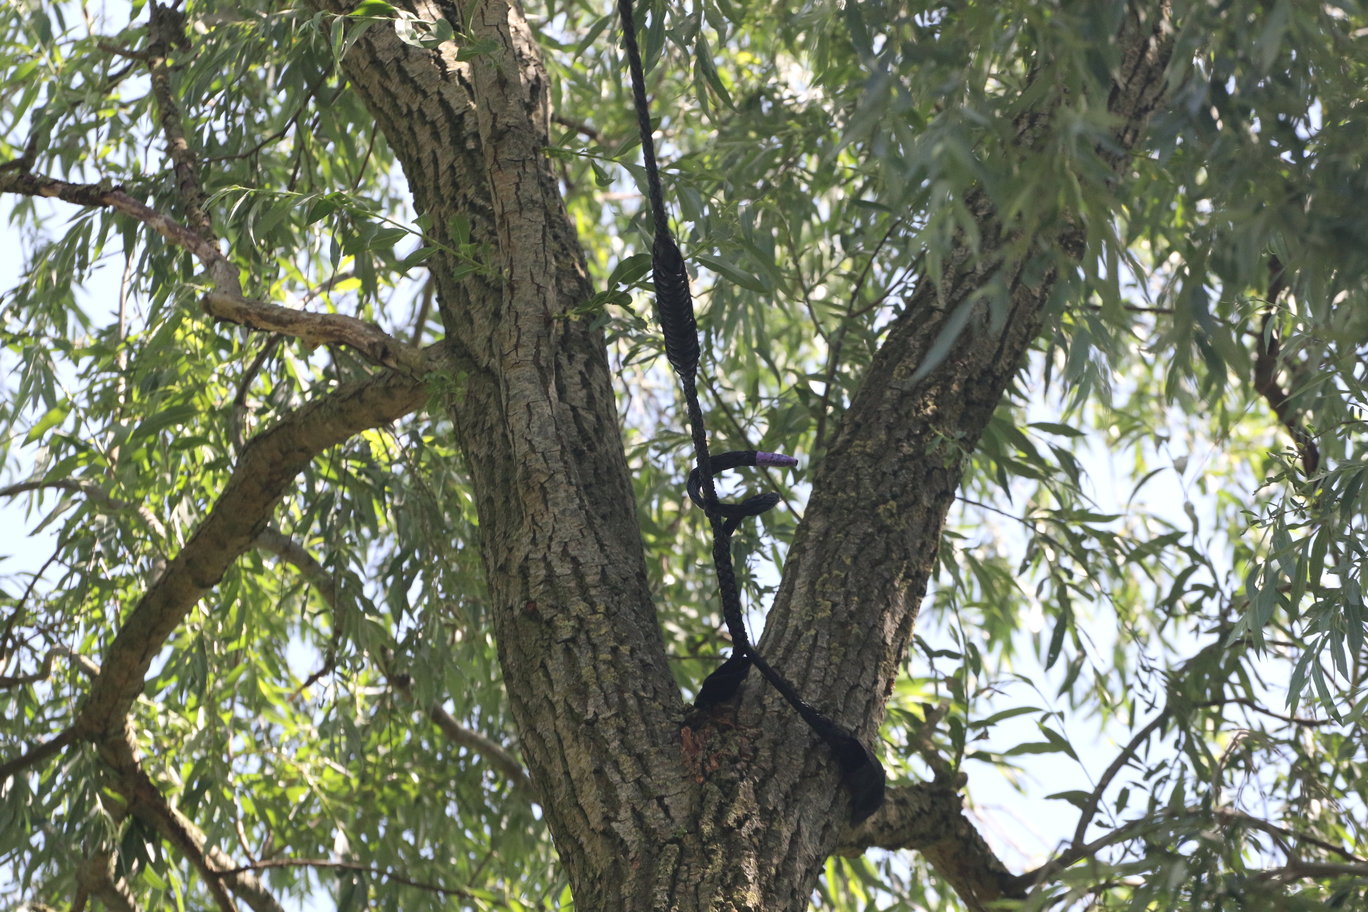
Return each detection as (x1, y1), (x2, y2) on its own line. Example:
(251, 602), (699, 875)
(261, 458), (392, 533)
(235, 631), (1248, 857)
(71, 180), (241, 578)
(1045, 790), (1093, 809)
(24, 402), (71, 444)
(695, 253), (767, 292)
(129, 403), (201, 443)
(607, 253), (653, 288)
(349, 0), (396, 16)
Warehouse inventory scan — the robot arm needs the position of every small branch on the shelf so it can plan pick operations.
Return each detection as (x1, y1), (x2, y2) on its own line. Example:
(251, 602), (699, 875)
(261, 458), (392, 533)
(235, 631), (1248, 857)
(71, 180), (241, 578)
(1009, 813), (1166, 891)
(0, 175), (424, 372)
(910, 701), (956, 780)
(96, 41), (153, 61)
(203, 291), (427, 374)
(0, 478), (167, 539)
(1255, 859), (1368, 882)
(253, 530), (535, 793)
(1195, 696), (1332, 727)
(1213, 808), (1367, 866)
(214, 858), (477, 899)
(0, 725), (78, 782)
(230, 336), (283, 450)
(410, 275), (435, 346)
(551, 114), (599, 141)
(253, 528), (342, 691)
(0, 171), (231, 285)
(147, 3), (215, 247)
(1010, 804), (1368, 895)
(414, 688), (535, 794)
(1070, 710), (1169, 847)
(1252, 256), (1319, 475)
(0, 647), (59, 689)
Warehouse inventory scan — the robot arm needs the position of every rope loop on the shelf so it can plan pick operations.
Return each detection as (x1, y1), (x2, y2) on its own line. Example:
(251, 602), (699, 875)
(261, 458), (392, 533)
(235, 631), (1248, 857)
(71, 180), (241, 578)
(616, 0), (885, 823)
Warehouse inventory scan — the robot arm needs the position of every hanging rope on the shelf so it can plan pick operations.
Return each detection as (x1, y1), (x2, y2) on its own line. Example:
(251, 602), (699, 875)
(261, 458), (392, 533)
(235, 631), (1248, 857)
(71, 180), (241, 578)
(616, 0), (885, 823)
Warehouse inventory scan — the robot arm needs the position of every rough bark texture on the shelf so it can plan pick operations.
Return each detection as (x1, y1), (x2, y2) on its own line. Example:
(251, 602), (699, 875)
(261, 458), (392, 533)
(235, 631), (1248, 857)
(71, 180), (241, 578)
(310, 1), (1174, 909)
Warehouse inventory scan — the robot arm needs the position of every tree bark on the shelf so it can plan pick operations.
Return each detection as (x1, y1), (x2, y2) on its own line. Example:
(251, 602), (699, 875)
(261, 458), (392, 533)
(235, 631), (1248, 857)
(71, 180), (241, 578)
(313, 0), (1174, 909)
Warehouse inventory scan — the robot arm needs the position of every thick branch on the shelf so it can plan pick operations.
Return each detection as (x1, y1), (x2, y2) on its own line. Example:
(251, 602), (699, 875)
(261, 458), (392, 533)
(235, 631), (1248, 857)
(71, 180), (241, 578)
(839, 781), (1022, 910)
(740, 3), (1174, 907)
(0, 169), (425, 371)
(76, 851), (139, 912)
(97, 722), (284, 912)
(74, 361), (433, 737)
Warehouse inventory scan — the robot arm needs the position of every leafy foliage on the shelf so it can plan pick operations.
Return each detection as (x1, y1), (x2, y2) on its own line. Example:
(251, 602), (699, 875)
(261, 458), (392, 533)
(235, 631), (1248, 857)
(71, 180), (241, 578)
(3, 0), (1368, 910)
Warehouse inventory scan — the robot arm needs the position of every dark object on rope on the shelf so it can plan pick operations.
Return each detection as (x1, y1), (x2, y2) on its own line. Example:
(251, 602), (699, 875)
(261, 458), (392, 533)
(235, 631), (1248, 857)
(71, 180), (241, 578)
(616, 0), (885, 823)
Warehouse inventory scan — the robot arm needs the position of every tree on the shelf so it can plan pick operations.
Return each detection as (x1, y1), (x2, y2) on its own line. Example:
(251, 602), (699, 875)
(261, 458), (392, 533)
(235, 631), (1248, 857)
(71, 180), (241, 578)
(2, 0), (1367, 909)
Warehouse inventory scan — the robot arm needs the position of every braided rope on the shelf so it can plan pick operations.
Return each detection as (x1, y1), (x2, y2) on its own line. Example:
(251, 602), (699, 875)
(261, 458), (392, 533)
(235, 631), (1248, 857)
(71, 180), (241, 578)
(616, 0), (884, 822)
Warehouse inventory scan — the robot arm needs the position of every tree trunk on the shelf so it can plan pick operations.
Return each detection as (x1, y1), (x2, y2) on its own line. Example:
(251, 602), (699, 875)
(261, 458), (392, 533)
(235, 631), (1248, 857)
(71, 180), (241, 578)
(311, 0), (1173, 908)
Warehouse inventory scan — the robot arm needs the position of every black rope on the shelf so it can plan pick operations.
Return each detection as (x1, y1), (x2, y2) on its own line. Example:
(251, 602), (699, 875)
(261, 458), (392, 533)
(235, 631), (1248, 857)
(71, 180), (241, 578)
(616, 0), (885, 823)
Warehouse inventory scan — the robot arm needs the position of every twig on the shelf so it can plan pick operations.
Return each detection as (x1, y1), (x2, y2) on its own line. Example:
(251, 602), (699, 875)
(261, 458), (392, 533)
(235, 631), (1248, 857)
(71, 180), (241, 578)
(1213, 808), (1368, 866)
(0, 648), (59, 689)
(552, 113), (599, 140)
(253, 529), (535, 793)
(1195, 696), (1332, 728)
(416, 689), (535, 794)
(0, 726), (78, 782)
(0, 479), (167, 538)
(214, 858), (477, 899)
(1252, 256), (1319, 475)
(229, 336), (283, 451)
(1070, 710), (1169, 848)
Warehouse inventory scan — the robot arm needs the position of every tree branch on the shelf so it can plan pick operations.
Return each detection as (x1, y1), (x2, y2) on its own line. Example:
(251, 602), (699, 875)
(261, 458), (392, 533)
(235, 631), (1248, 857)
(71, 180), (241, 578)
(147, 2), (216, 250)
(0, 647), (60, 690)
(747, 0), (1176, 876)
(253, 528), (536, 793)
(838, 780), (1022, 910)
(96, 721), (283, 912)
(0, 478), (167, 538)
(0, 726), (78, 783)
(215, 858), (477, 899)
(0, 169), (425, 373)
(413, 684), (536, 794)
(74, 360), (434, 738)
(1252, 256), (1320, 475)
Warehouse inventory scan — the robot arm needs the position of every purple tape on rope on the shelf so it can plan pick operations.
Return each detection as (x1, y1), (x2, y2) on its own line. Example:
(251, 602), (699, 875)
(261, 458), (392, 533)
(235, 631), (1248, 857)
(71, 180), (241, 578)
(755, 451), (798, 468)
